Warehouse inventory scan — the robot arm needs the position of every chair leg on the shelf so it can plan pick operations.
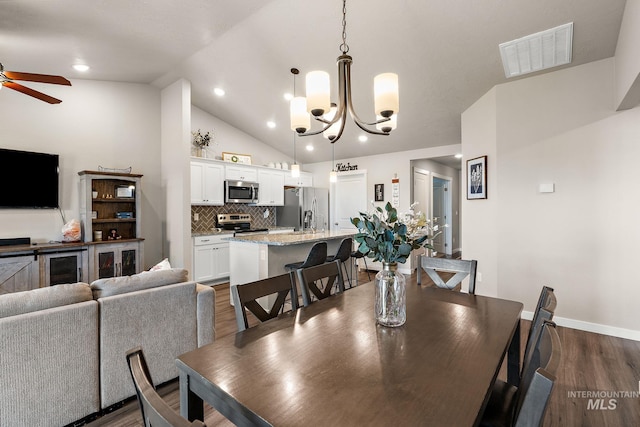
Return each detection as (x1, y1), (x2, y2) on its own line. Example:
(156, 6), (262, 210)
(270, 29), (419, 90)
(363, 257), (371, 281)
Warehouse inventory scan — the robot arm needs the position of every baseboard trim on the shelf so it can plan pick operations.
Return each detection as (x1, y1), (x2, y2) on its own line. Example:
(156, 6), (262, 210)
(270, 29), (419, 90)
(522, 310), (640, 342)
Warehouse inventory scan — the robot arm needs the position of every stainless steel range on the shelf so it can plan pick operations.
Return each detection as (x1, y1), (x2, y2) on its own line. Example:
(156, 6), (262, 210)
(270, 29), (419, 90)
(217, 213), (268, 235)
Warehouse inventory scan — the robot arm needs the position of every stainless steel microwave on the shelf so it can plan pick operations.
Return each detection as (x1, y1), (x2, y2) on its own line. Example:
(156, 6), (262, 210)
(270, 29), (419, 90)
(225, 180), (259, 204)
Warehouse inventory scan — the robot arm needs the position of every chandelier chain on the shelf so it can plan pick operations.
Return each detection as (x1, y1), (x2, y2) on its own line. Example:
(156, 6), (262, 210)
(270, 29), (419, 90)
(340, 0), (349, 54)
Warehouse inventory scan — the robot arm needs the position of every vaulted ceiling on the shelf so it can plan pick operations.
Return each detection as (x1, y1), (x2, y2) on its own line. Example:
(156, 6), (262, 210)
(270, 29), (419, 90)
(1, 0), (627, 164)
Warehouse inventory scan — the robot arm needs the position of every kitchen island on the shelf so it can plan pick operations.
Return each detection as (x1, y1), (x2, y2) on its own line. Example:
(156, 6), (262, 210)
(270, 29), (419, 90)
(226, 230), (355, 305)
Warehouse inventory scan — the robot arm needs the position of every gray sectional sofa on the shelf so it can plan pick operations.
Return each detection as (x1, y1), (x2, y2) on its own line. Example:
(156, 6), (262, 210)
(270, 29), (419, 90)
(0, 268), (215, 427)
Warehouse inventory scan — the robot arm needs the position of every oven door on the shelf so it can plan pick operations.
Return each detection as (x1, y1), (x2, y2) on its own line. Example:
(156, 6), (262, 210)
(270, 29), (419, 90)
(225, 180), (259, 203)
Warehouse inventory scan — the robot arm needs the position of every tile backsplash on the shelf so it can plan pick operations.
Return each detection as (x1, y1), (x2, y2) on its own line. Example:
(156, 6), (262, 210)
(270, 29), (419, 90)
(191, 204), (276, 233)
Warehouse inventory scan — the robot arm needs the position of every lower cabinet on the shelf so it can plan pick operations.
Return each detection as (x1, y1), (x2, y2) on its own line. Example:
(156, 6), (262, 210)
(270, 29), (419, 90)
(193, 235), (230, 283)
(0, 254), (39, 294)
(39, 248), (89, 286)
(88, 240), (144, 282)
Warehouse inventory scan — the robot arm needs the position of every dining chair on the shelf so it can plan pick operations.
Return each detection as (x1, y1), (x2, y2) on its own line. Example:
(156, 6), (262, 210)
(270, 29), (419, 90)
(326, 237), (354, 288)
(296, 260), (345, 306)
(126, 346), (206, 427)
(479, 320), (561, 427)
(522, 286), (557, 376)
(231, 272), (299, 332)
(416, 255), (478, 294)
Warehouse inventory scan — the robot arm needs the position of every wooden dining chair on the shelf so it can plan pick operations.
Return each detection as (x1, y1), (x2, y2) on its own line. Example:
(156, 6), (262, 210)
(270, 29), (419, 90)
(522, 286), (557, 376)
(326, 237), (354, 288)
(126, 347), (206, 427)
(416, 255), (478, 294)
(296, 260), (345, 307)
(231, 272), (299, 332)
(479, 320), (561, 427)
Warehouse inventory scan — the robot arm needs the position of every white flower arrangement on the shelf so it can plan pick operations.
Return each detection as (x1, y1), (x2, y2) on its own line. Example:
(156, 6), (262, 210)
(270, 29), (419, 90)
(192, 129), (214, 148)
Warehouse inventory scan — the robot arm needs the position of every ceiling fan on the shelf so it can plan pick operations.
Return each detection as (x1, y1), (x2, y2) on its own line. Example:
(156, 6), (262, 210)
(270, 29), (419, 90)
(0, 62), (71, 104)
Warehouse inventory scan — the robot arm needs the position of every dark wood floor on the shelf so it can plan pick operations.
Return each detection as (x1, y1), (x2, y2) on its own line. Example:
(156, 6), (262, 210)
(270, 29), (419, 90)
(87, 270), (640, 426)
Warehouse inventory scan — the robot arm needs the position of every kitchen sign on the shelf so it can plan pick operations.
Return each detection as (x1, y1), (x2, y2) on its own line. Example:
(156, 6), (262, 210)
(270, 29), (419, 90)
(335, 162), (358, 172)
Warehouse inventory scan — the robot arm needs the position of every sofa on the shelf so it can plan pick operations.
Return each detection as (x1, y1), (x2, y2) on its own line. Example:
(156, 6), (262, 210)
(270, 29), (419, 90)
(0, 268), (215, 427)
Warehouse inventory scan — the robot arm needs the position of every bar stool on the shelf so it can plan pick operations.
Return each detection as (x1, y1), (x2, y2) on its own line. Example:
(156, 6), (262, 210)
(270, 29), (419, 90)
(284, 242), (328, 307)
(326, 238), (354, 288)
(350, 250), (371, 286)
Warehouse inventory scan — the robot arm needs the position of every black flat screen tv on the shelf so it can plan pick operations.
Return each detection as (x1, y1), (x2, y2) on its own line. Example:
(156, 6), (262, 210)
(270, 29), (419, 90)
(0, 148), (60, 209)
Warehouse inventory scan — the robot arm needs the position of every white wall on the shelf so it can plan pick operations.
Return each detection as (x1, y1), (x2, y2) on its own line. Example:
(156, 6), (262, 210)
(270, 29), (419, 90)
(462, 58), (640, 339)
(191, 106), (293, 167)
(0, 79), (164, 268)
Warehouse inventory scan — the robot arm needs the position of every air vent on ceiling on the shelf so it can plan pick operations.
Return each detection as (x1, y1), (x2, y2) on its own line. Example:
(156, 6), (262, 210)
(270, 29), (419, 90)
(499, 22), (573, 78)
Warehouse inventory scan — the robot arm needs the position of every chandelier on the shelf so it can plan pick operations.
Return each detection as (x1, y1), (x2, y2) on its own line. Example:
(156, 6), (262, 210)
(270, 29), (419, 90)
(289, 0), (399, 144)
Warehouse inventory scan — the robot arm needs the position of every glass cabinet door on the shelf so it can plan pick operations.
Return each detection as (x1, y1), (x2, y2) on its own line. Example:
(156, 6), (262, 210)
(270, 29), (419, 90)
(121, 249), (137, 276)
(98, 251), (117, 279)
(49, 254), (80, 285)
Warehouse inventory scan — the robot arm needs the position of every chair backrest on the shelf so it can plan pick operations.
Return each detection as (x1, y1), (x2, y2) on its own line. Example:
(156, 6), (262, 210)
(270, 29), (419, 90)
(126, 347), (206, 427)
(300, 241), (328, 268)
(419, 256), (478, 294)
(522, 286), (557, 376)
(232, 272), (298, 332)
(513, 320), (562, 427)
(329, 238), (353, 262)
(296, 260), (345, 306)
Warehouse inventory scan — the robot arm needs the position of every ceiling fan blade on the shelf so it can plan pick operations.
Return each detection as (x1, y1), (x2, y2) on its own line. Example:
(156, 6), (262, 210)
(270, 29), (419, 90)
(3, 71), (71, 86)
(3, 81), (63, 104)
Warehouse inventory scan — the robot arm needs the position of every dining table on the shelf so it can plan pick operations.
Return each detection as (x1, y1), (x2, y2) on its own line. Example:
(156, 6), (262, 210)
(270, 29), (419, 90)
(176, 281), (523, 426)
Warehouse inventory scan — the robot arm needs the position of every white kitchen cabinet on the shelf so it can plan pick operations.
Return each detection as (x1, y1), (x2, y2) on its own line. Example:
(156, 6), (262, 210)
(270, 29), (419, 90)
(283, 171), (313, 187)
(193, 235), (230, 283)
(225, 164), (258, 182)
(257, 169), (285, 206)
(191, 160), (224, 205)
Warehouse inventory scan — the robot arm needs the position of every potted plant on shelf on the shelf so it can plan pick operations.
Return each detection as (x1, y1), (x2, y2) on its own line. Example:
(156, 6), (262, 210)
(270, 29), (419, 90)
(351, 202), (438, 327)
(191, 129), (213, 158)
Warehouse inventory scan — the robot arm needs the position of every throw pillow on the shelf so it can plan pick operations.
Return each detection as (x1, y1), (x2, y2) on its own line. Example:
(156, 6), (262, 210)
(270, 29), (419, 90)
(149, 257), (171, 271)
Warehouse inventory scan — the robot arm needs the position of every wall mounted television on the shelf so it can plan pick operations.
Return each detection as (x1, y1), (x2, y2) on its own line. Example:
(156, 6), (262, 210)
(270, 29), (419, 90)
(0, 148), (60, 209)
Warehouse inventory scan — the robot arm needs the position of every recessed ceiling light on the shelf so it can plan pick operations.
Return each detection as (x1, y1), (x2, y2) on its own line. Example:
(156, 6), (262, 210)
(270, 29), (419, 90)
(73, 64), (89, 72)
(454, 153), (463, 159)
(267, 121), (276, 129)
(284, 93), (293, 101)
(358, 135), (368, 143)
(213, 87), (225, 96)
(306, 144), (314, 152)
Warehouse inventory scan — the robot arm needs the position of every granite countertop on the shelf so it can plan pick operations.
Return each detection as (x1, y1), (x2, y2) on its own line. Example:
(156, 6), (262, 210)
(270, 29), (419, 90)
(226, 230), (355, 246)
(192, 230), (234, 238)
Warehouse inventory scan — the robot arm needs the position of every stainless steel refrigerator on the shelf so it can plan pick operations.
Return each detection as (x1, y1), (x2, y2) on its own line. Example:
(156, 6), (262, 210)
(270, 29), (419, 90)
(275, 187), (330, 231)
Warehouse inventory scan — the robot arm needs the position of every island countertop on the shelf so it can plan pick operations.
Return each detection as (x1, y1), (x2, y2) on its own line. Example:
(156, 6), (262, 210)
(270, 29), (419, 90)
(226, 230), (355, 246)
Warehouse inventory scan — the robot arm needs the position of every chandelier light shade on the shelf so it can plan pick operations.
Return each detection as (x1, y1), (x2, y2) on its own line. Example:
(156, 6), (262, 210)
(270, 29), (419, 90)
(374, 73), (399, 117)
(306, 71), (331, 116)
(289, 0), (399, 144)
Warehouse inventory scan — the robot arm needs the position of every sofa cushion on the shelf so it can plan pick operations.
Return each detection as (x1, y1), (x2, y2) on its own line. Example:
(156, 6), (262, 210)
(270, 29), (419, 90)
(90, 268), (188, 299)
(0, 282), (93, 319)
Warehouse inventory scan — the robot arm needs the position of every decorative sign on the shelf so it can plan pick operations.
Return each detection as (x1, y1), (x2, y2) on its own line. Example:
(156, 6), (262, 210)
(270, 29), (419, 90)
(391, 176), (400, 208)
(335, 162), (358, 172)
(222, 152), (252, 165)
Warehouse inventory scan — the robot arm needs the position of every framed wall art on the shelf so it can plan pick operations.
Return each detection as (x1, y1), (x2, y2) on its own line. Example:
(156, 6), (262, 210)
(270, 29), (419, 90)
(467, 156), (487, 199)
(222, 152), (252, 165)
(374, 184), (384, 201)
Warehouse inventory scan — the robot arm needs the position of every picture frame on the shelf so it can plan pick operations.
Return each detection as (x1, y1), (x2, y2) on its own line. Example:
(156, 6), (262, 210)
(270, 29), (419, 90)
(467, 156), (487, 199)
(222, 152), (252, 165)
(116, 185), (134, 198)
(374, 184), (384, 202)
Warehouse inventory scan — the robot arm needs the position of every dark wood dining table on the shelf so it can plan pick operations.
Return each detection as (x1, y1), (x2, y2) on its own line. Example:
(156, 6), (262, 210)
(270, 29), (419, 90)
(176, 282), (523, 426)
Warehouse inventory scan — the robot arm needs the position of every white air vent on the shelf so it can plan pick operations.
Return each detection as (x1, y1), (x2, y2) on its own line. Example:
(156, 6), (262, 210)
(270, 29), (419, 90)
(499, 22), (573, 78)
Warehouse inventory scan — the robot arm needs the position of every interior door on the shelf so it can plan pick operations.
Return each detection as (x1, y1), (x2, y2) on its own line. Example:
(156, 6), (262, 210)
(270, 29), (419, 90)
(332, 171), (367, 232)
(432, 175), (452, 256)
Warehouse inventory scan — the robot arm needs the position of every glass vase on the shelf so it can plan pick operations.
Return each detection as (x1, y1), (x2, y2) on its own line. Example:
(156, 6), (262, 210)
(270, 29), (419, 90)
(375, 262), (406, 327)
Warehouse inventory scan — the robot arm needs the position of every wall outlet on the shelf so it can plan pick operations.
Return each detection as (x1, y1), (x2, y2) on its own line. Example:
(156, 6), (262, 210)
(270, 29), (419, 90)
(193, 213), (199, 221)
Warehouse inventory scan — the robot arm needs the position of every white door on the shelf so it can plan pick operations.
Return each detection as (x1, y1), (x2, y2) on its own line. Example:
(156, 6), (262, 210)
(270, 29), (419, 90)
(412, 168), (430, 263)
(432, 174), (453, 256)
(332, 171), (367, 232)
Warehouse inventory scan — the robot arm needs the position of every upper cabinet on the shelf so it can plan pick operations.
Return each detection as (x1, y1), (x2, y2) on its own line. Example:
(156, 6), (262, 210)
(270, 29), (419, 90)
(257, 169), (285, 206)
(283, 171), (313, 187)
(191, 160), (224, 205)
(78, 171), (143, 243)
(225, 164), (258, 182)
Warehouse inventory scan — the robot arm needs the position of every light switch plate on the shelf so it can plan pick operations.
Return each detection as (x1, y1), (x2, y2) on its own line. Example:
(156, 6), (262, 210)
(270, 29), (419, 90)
(539, 183), (555, 193)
